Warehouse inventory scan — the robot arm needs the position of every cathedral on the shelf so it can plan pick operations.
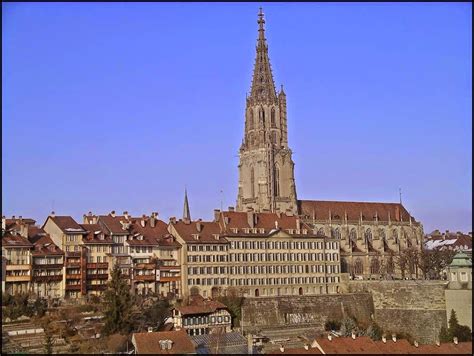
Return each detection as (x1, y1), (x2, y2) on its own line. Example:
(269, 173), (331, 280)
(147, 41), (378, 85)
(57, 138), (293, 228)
(236, 9), (423, 277)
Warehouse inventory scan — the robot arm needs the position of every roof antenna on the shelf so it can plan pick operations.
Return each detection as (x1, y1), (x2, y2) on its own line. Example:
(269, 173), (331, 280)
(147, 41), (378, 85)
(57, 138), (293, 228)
(399, 187), (402, 205)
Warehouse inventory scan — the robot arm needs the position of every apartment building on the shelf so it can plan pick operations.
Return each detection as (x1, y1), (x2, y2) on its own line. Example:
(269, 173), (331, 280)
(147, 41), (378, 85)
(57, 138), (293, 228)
(2, 232), (33, 294)
(170, 210), (341, 299)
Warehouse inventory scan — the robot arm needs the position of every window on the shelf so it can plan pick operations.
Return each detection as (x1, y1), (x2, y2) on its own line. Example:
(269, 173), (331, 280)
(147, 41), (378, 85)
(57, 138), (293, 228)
(274, 167), (280, 196)
(349, 228), (357, 241)
(317, 228), (325, 237)
(250, 167), (255, 198)
(248, 109), (254, 130)
(271, 107), (276, 127)
(331, 228), (341, 239)
(365, 229), (372, 243)
(460, 272), (468, 282)
(451, 272), (457, 281)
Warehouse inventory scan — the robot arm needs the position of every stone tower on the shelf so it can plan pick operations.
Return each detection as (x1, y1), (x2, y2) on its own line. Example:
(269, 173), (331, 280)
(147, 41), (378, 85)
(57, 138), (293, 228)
(236, 8), (298, 214)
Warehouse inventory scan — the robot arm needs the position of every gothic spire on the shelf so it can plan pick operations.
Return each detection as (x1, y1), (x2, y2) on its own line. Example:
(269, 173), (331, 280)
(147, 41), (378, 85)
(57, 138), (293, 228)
(249, 8), (277, 102)
(183, 188), (191, 221)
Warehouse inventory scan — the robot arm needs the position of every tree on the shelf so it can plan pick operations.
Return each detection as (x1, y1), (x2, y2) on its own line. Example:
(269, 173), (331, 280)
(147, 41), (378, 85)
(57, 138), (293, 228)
(340, 317), (359, 337)
(106, 334), (128, 353)
(44, 332), (53, 354)
(324, 320), (342, 331)
(440, 309), (473, 343)
(439, 326), (450, 342)
(217, 287), (245, 327)
(209, 326), (227, 354)
(366, 322), (383, 341)
(395, 252), (408, 279)
(133, 297), (171, 332)
(102, 264), (135, 335)
(419, 249), (435, 279)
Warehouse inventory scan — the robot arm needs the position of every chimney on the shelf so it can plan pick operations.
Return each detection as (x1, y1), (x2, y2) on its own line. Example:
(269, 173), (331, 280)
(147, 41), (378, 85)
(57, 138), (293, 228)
(50, 211), (55, 218)
(147, 327), (153, 333)
(327, 334), (332, 341)
(382, 335), (387, 343)
(169, 217), (176, 224)
(123, 211), (129, 220)
(247, 212), (255, 228)
(414, 340), (419, 348)
(150, 212), (158, 228)
(110, 210), (116, 218)
(12, 215), (16, 219)
(228, 206), (235, 212)
(296, 218), (301, 231)
(196, 221), (202, 232)
(453, 337), (458, 345)
(435, 340), (440, 347)
(279, 345), (284, 353)
(304, 344), (309, 350)
(392, 334), (397, 343)
(214, 209), (220, 222)
(140, 215), (146, 227)
(351, 331), (356, 340)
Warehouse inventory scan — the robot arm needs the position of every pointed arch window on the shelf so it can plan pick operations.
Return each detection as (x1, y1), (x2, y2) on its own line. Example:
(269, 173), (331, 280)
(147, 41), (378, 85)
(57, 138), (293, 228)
(248, 110), (254, 130)
(316, 228), (325, 237)
(365, 229), (372, 243)
(349, 228), (357, 241)
(271, 131), (277, 145)
(379, 228), (386, 241)
(331, 228), (341, 239)
(370, 258), (380, 274)
(274, 167), (280, 197)
(271, 108), (276, 127)
(354, 258), (363, 275)
(250, 167), (255, 198)
(392, 229), (399, 243)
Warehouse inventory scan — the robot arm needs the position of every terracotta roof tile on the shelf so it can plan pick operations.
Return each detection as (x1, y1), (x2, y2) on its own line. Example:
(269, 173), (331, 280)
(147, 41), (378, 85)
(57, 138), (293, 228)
(80, 224), (113, 244)
(2, 233), (33, 248)
(172, 220), (228, 244)
(32, 235), (64, 255)
(132, 330), (196, 354)
(298, 200), (415, 223)
(175, 298), (228, 316)
(218, 211), (309, 233)
(49, 216), (86, 233)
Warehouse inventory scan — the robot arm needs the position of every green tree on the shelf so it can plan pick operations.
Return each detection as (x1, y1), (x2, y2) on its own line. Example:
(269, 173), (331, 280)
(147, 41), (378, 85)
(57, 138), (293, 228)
(102, 264), (135, 335)
(217, 287), (244, 327)
(447, 309), (472, 342)
(366, 322), (383, 341)
(340, 317), (359, 337)
(439, 326), (450, 342)
(448, 309), (459, 331)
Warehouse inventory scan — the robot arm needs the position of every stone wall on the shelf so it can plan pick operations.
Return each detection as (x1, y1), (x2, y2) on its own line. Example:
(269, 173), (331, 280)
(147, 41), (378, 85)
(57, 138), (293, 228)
(241, 281), (450, 345)
(347, 280), (448, 344)
(241, 293), (374, 334)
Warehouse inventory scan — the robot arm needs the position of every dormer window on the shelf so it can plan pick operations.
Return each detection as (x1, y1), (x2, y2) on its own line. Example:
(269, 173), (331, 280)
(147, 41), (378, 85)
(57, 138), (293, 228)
(137, 235), (143, 241)
(231, 228), (238, 234)
(288, 229), (294, 234)
(192, 234), (200, 241)
(259, 228), (265, 234)
(302, 229), (307, 235)
(243, 228), (250, 234)
(252, 228), (257, 234)
(213, 234), (220, 240)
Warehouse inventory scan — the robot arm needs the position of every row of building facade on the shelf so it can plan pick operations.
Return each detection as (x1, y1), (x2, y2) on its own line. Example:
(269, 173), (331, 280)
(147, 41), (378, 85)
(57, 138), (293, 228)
(2, 201), (423, 300)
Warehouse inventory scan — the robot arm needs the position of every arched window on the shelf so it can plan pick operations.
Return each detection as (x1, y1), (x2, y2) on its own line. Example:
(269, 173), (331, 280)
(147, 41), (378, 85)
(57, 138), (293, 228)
(341, 258), (349, 273)
(271, 131), (277, 145)
(387, 257), (395, 274)
(317, 228), (325, 237)
(271, 108), (276, 127)
(379, 229), (386, 241)
(392, 229), (399, 244)
(259, 107), (265, 123)
(331, 228), (341, 239)
(250, 167), (255, 198)
(274, 167), (280, 197)
(249, 110), (254, 130)
(354, 258), (363, 275)
(349, 228), (357, 241)
(365, 229), (372, 243)
(370, 258), (380, 274)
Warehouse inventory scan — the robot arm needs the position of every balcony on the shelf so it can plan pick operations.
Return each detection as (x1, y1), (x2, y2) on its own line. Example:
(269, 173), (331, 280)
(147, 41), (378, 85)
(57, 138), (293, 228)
(87, 284), (107, 291)
(66, 274), (81, 280)
(6, 264), (31, 271)
(66, 261), (81, 267)
(134, 274), (156, 282)
(33, 275), (63, 282)
(160, 265), (181, 273)
(66, 252), (81, 257)
(159, 276), (181, 282)
(86, 262), (109, 269)
(6, 275), (31, 282)
(87, 274), (109, 280)
(65, 284), (81, 291)
(134, 263), (155, 270)
(33, 263), (63, 269)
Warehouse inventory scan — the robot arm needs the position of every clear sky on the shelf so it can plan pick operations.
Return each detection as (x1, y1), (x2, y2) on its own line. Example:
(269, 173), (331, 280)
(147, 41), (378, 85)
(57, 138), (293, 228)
(2, 2), (472, 234)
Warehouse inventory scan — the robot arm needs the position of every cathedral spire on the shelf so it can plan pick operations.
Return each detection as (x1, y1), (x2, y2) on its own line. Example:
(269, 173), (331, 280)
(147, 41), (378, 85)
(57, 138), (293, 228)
(250, 8), (277, 102)
(183, 188), (191, 221)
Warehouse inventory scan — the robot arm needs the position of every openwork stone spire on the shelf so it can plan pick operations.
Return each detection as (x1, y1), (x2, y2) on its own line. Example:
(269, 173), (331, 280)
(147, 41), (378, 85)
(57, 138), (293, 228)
(249, 8), (277, 103)
(183, 188), (191, 221)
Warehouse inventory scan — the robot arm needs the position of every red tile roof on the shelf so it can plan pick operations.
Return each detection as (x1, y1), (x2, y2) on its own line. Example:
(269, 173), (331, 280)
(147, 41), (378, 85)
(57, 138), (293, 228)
(374, 339), (414, 354)
(49, 216), (86, 233)
(175, 297), (228, 316)
(298, 200), (415, 223)
(27, 226), (49, 244)
(128, 219), (181, 248)
(80, 224), (113, 244)
(172, 220), (228, 244)
(98, 214), (132, 235)
(32, 235), (64, 255)
(218, 211), (310, 232)
(132, 330), (196, 354)
(2, 233), (33, 248)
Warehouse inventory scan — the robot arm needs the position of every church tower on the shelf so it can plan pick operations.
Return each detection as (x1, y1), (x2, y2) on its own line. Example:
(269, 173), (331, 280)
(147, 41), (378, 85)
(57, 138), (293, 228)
(236, 8), (298, 214)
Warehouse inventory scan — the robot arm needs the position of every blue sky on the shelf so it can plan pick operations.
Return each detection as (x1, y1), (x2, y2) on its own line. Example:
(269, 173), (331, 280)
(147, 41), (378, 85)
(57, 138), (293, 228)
(2, 2), (472, 233)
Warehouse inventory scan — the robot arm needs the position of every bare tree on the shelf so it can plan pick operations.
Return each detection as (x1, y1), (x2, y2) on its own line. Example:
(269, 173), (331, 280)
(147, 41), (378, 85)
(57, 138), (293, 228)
(209, 326), (227, 354)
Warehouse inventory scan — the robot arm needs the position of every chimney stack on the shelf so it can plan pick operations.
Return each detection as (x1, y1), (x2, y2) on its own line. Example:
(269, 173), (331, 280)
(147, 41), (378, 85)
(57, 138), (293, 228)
(228, 206), (235, 212)
(110, 210), (116, 218)
(327, 334), (332, 341)
(304, 344), (309, 350)
(435, 340), (440, 347)
(247, 212), (255, 228)
(169, 217), (176, 224)
(123, 211), (129, 220)
(351, 331), (356, 340)
(382, 335), (386, 343)
(453, 337), (458, 345)
(213, 209), (220, 222)
(296, 218), (301, 231)
(279, 345), (284, 353)
(141, 215), (146, 227)
(150, 212), (158, 228)
(414, 341), (419, 348)
(196, 221), (202, 232)
(1, 216), (5, 231)
(392, 334), (397, 343)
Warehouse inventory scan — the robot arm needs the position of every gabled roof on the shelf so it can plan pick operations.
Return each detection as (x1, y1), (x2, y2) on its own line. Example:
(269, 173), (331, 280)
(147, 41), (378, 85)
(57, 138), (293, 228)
(132, 330), (196, 354)
(218, 211), (309, 232)
(80, 224), (113, 244)
(98, 214), (131, 235)
(2, 233), (33, 248)
(298, 200), (414, 222)
(47, 216), (86, 234)
(128, 219), (180, 248)
(32, 235), (63, 255)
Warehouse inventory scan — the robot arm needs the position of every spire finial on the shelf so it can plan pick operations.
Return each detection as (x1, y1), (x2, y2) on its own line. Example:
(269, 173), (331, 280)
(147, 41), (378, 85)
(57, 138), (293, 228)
(258, 8), (265, 38)
(183, 187), (191, 221)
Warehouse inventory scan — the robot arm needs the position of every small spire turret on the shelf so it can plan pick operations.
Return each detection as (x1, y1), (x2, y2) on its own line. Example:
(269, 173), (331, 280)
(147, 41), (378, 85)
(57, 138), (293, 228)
(183, 188), (191, 221)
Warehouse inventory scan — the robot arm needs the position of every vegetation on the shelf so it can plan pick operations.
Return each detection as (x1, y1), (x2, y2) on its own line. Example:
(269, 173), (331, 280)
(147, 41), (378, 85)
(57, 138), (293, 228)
(133, 296), (171, 332)
(439, 309), (472, 342)
(102, 265), (136, 335)
(2, 292), (48, 320)
(419, 249), (457, 280)
(365, 321), (383, 341)
(324, 320), (342, 331)
(43, 332), (54, 354)
(106, 333), (129, 353)
(217, 287), (245, 327)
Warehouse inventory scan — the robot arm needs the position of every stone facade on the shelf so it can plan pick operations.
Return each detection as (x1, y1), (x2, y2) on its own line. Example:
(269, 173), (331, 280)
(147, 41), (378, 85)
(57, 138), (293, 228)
(236, 9), (298, 215)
